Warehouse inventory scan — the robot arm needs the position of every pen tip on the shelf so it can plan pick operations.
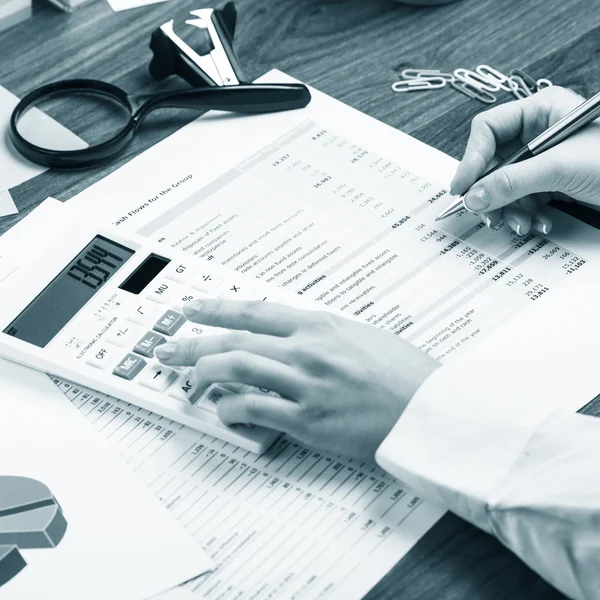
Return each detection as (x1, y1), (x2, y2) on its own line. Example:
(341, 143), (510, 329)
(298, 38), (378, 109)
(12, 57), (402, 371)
(434, 215), (443, 222)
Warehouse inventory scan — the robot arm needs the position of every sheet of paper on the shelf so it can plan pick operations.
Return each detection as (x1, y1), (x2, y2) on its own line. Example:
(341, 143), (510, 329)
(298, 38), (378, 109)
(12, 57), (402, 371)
(0, 189), (17, 217)
(49, 69), (600, 597)
(153, 588), (198, 600)
(105, 0), (168, 12)
(0, 0), (31, 34)
(0, 198), (63, 280)
(54, 378), (444, 600)
(0, 86), (86, 199)
(0, 360), (214, 600)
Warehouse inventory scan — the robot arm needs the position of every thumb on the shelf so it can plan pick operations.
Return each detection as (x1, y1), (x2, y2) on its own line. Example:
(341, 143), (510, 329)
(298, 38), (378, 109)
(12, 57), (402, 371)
(463, 152), (564, 213)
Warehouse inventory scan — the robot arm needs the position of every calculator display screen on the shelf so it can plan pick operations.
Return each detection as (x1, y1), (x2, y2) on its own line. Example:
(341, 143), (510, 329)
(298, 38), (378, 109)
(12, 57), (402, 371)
(3, 236), (134, 348)
(119, 254), (170, 294)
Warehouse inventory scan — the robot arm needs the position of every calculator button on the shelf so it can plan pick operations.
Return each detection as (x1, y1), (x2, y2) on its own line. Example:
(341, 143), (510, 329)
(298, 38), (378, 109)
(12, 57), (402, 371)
(106, 323), (142, 348)
(133, 331), (167, 358)
(221, 382), (248, 393)
(168, 371), (197, 403)
(138, 364), (178, 392)
(246, 386), (279, 397)
(126, 301), (162, 326)
(164, 262), (199, 283)
(215, 279), (263, 300)
(171, 289), (209, 313)
(197, 384), (228, 414)
(173, 320), (225, 339)
(113, 353), (147, 380)
(191, 270), (224, 293)
(85, 344), (121, 370)
(146, 280), (180, 304)
(153, 309), (186, 336)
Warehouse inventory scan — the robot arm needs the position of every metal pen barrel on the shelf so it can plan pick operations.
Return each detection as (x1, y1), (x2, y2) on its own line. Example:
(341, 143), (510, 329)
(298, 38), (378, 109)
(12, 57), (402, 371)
(530, 91), (600, 155)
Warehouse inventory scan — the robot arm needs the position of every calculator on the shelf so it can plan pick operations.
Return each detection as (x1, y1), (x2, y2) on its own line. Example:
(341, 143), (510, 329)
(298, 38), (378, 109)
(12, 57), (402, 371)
(0, 225), (304, 454)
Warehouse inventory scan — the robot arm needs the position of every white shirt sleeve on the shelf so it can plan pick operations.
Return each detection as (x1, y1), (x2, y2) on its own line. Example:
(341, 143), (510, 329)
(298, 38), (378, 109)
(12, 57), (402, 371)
(375, 364), (600, 600)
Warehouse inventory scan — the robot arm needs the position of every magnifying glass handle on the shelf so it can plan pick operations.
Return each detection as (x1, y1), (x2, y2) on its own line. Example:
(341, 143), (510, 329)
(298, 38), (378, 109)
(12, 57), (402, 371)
(132, 83), (311, 120)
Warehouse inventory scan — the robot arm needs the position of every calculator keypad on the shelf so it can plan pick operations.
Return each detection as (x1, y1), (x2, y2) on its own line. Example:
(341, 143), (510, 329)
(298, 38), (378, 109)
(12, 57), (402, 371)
(54, 247), (292, 451)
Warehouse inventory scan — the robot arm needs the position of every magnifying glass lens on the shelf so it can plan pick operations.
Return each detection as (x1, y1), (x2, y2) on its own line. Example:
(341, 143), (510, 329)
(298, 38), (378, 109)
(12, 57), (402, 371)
(15, 90), (131, 152)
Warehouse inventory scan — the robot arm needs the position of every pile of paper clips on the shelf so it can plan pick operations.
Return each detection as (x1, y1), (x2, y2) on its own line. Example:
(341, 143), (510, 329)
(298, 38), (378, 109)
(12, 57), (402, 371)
(392, 65), (553, 104)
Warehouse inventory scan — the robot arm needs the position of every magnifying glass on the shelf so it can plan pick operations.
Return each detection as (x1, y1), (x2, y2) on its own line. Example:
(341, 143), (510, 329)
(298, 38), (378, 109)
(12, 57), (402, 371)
(9, 79), (311, 169)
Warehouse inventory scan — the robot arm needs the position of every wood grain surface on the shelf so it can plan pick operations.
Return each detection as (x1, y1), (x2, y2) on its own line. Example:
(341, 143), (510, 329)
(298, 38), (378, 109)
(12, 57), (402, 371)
(1, 0), (599, 598)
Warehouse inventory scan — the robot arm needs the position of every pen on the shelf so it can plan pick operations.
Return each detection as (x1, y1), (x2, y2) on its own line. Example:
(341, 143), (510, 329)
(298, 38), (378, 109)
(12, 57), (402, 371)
(435, 90), (600, 222)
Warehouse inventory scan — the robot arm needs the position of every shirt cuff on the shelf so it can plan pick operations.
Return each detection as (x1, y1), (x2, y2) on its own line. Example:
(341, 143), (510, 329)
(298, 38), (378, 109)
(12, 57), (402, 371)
(375, 364), (561, 532)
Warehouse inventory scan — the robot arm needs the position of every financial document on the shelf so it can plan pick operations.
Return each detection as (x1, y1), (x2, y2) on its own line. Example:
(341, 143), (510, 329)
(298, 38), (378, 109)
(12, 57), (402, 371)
(54, 377), (442, 600)
(56, 70), (600, 598)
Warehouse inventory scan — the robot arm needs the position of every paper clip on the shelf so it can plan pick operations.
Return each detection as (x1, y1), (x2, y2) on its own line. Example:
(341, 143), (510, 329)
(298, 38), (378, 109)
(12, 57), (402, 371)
(401, 68), (454, 82)
(509, 75), (533, 99)
(450, 80), (496, 104)
(453, 68), (501, 92)
(392, 77), (447, 92)
(475, 65), (513, 92)
(536, 78), (553, 90)
(510, 69), (538, 93)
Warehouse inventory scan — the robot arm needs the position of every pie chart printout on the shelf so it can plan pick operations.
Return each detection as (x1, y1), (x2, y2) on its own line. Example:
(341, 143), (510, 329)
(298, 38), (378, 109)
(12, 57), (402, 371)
(0, 476), (67, 588)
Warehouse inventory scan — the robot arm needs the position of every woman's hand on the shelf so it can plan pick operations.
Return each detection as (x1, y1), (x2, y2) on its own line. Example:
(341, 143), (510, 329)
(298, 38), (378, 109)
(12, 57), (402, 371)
(156, 299), (440, 458)
(451, 86), (600, 235)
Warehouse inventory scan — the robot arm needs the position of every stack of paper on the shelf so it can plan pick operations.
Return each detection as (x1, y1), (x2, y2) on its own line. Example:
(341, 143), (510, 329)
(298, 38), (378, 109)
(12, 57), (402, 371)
(0, 0), (31, 33)
(5, 70), (600, 600)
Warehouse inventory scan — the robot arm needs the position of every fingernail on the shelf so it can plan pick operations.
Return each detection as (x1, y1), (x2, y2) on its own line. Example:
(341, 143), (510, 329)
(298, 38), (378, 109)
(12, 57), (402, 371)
(155, 343), (176, 360)
(464, 188), (491, 212)
(506, 217), (520, 234)
(183, 300), (202, 319)
(484, 215), (492, 228)
(532, 219), (551, 235)
(531, 219), (544, 235)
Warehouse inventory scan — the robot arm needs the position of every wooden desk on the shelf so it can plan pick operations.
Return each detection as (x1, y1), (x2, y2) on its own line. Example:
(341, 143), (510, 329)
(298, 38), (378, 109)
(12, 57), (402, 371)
(1, 0), (598, 598)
